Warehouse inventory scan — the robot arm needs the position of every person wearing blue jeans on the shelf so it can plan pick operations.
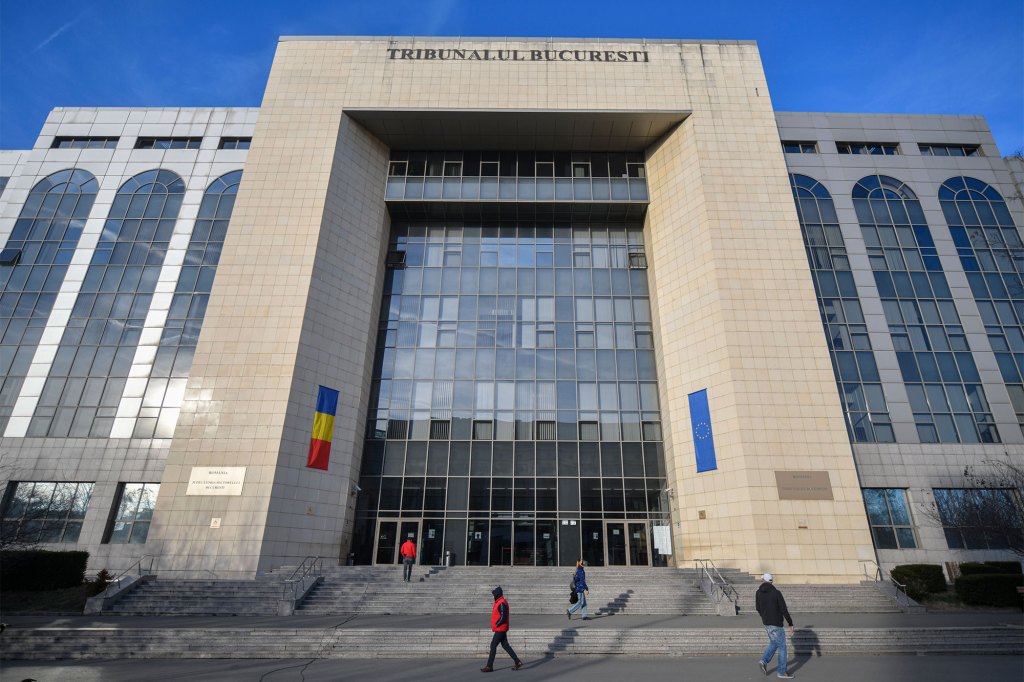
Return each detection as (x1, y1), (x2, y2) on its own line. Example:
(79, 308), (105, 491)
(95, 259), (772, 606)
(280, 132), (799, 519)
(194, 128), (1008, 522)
(566, 559), (590, 621)
(755, 573), (795, 678)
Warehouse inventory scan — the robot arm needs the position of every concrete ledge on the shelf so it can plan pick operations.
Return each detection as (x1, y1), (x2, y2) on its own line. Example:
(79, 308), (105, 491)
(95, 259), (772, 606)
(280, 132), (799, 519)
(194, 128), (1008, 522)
(84, 575), (153, 615)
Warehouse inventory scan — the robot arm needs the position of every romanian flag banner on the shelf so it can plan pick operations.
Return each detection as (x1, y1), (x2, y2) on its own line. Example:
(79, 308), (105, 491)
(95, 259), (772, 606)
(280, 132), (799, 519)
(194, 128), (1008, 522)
(307, 386), (339, 471)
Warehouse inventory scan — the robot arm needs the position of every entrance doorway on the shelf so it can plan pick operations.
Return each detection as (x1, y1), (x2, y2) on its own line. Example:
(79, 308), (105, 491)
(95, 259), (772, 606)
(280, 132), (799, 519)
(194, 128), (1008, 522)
(373, 519), (421, 565)
(604, 520), (650, 566)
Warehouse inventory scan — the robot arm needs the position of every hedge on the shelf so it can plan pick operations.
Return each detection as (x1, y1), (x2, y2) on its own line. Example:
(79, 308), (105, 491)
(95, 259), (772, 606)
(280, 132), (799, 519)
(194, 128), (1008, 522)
(959, 561), (1023, 576)
(890, 564), (946, 601)
(954, 573), (1024, 607)
(0, 550), (89, 591)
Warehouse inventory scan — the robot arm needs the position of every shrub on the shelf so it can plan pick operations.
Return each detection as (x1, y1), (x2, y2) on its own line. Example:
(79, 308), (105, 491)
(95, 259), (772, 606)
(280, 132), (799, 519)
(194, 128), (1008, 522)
(0, 550), (89, 591)
(87, 568), (114, 597)
(959, 562), (1001, 576)
(982, 561), (1022, 575)
(954, 573), (1024, 607)
(890, 564), (946, 601)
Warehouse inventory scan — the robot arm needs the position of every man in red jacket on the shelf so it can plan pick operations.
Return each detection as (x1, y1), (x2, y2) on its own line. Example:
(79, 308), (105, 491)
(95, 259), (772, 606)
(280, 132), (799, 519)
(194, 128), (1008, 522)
(481, 585), (522, 673)
(400, 536), (416, 582)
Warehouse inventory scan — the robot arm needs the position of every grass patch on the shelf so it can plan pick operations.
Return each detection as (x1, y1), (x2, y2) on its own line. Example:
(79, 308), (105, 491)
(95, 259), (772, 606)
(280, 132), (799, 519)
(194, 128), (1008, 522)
(1, 585), (90, 613)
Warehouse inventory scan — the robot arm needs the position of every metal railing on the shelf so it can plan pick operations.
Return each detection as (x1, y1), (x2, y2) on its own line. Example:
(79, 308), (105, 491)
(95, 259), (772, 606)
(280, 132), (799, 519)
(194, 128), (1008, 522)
(861, 559), (911, 608)
(111, 554), (158, 590)
(694, 558), (739, 612)
(282, 556), (323, 603)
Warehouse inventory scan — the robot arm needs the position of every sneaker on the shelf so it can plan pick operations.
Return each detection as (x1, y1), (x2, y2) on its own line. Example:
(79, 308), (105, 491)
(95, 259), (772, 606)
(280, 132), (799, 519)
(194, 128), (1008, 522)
(480, 667), (493, 673)
(777, 674), (794, 679)
(566, 610), (571, 620)
(759, 660), (768, 676)
(512, 662), (522, 671)
(581, 617), (589, 620)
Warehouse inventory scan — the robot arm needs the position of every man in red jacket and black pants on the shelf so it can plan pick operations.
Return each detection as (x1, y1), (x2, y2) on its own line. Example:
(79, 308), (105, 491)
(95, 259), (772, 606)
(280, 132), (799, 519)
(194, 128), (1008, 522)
(481, 586), (522, 673)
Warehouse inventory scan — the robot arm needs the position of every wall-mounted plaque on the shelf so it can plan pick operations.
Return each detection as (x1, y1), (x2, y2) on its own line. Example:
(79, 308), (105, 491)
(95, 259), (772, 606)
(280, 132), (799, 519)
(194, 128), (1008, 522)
(186, 467), (246, 496)
(775, 470), (833, 500)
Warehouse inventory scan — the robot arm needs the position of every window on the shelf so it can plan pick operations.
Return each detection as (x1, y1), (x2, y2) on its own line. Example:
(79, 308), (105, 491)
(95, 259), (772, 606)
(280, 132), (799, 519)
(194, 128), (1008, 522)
(387, 249), (407, 268)
(473, 420), (493, 440)
(0, 176), (7, 197)
(28, 170), (184, 438)
(782, 141), (817, 154)
(0, 169), (98, 434)
(939, 176), (1023, 436)
(105, 483), (159, 544)
(854, 174), (998, 444)
(792, 174), (895, 443)
(0, 248), (21, 265)
(1, 481), (94, 544)
(862, 488), (917, 549)
(837, 143), (899, 155)
(218, 137), (251, 150)
(135, 137), (202, 150)
(933, 488), (1022, 550)
(389, 161), (408, 177)
(51, 136), (118, 149)
(919, 144), (980, 157)
(430, 419), (450, 439)
(628, 252), (648, 269)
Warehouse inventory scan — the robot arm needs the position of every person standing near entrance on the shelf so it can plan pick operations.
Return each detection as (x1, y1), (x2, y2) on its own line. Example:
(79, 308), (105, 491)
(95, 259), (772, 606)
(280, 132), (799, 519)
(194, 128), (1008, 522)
(400, 535), (416, 582)
(756, 573), (795, 679)
(481, 585), (522, 672)
(566, 559), (590, 621)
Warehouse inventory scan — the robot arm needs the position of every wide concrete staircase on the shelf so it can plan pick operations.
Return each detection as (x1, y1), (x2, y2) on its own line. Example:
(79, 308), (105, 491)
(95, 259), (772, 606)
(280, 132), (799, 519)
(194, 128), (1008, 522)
(105, 575), (285, 616)
(100, 565), (904, 617)
(6, 624), (1021, 660)
(718, 569), (904, 614)
(296, 566), (716, 615)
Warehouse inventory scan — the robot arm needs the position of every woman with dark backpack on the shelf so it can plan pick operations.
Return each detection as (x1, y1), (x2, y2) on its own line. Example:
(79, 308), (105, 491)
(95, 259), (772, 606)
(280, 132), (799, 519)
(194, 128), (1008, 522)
(566, 559), (590, 621)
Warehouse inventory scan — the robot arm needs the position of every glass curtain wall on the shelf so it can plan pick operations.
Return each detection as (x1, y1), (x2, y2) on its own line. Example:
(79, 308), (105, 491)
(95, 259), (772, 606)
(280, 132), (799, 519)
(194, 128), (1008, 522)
(353, 221), (668, 566)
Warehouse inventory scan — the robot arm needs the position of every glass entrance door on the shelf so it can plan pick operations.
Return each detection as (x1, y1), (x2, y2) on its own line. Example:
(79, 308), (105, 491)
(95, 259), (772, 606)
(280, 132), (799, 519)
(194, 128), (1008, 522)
(373, 519), (421, 564)
(604, 520), (650, 566)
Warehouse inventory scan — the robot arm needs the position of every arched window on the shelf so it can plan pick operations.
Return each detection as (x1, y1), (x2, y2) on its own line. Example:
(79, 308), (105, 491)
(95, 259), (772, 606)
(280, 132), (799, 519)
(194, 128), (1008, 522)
(790, 174), (893, 443)
(135, 170), (242, 438)
(29, 170), (185, 438)
(853, 175), (998, 443)
(940, 176), (1024, 435)
(0, 170), (98, 433)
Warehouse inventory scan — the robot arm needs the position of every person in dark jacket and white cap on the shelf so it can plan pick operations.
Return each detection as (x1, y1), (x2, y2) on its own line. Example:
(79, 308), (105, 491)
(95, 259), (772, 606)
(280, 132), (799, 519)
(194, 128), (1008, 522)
(481, 586), (522, 673)
(755, 573), (795, 679)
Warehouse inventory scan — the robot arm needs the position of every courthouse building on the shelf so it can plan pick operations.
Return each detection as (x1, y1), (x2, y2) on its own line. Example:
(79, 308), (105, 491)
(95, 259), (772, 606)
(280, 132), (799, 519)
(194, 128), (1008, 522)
(0, 37), (1021, 582)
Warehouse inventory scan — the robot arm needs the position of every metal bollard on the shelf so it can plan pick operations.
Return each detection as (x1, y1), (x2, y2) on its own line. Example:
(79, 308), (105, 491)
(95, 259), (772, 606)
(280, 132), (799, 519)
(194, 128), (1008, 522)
(445, 550), (452, 567)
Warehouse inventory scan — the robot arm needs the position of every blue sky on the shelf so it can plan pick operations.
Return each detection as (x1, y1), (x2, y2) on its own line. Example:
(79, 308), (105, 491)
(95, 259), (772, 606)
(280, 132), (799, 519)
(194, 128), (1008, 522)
(1, 0), (1022, 153)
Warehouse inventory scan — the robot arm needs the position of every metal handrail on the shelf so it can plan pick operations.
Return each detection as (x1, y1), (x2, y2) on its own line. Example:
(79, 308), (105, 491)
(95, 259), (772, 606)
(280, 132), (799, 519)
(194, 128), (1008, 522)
(111, 554), (158, 590)
(861, 559), (911, 607)
(282, 556), (323, 602)
(694, 558), (739, 604)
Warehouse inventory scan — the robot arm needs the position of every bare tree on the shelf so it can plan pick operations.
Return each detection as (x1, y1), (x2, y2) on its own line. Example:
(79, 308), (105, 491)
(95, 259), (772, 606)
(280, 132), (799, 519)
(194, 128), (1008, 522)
(927, 457), (1024, 559)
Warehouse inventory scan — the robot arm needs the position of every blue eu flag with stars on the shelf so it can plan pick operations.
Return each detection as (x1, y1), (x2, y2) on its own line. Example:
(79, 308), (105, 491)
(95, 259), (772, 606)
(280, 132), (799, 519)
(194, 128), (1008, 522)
(689, 389), (717, 473)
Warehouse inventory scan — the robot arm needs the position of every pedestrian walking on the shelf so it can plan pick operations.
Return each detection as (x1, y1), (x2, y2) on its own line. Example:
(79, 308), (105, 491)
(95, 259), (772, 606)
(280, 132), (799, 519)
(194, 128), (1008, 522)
(566, 559), (590, 621)
(400, 535), (416, 582)
(756, 573), (795, 679)
(481, 585), (522, 673)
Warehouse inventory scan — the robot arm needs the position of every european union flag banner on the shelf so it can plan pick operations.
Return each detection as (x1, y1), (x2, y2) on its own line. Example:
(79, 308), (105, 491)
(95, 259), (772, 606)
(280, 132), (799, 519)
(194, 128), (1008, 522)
(689, 389), (717, 473)
(307, 386), (339, 471)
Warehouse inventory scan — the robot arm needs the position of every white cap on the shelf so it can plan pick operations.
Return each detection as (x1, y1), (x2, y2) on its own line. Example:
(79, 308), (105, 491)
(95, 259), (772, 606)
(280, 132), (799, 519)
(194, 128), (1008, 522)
(762, 573), (773, 582)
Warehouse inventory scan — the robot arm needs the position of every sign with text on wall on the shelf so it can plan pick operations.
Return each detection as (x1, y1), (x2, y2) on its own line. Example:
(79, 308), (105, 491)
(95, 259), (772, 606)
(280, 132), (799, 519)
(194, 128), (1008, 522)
(186, 467), (246, 496)
(775, 471), (833, 501)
